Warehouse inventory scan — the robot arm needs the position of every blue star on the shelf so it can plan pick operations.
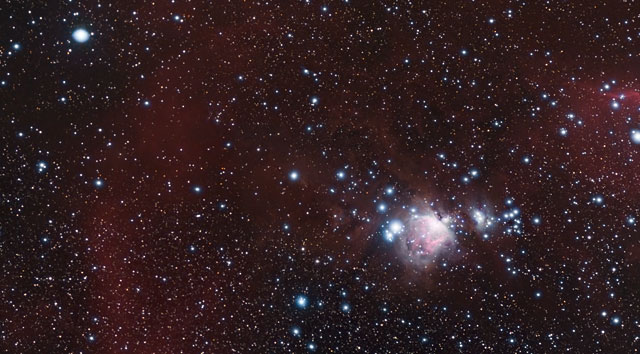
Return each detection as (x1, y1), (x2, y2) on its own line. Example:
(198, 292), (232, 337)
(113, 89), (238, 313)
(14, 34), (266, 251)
(36, 161), (48, 173)
(307, 342), (317, 351)
(630, 129), (640, 144)
(291, 327), (301, 337)
(295, 295), (308, 309)
(611, 100), (620, 110)
(72, 28), (90, 43)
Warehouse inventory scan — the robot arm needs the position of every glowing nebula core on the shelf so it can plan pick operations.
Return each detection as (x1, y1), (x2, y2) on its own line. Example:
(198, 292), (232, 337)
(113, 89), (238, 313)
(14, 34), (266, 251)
(397, 212), (455, 266)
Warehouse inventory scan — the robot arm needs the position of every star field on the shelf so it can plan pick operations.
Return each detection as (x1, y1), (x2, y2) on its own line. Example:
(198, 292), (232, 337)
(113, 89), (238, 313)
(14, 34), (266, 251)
(1, 1), (640, 353)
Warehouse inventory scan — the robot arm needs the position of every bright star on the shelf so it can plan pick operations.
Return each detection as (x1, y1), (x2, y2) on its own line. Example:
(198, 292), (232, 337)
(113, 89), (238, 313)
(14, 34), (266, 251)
(389, 220), (403, 234)
(295, 295), (308, 308)
(307, 343), (317, 351)
(72, 28), (90, 43)
(36, 161), (48, 173)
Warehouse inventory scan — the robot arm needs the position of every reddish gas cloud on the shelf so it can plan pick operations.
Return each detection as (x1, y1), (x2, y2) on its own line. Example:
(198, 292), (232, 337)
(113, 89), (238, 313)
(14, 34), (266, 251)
(396, 212), (456, 267)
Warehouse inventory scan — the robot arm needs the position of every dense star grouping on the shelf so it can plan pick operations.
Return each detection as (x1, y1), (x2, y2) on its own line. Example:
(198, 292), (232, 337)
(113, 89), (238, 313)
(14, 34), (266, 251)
(1, 0), (640, 352)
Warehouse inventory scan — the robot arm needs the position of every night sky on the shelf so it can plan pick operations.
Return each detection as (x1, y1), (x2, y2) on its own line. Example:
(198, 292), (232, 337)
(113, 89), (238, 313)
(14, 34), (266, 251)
(2, 1), (640, 352)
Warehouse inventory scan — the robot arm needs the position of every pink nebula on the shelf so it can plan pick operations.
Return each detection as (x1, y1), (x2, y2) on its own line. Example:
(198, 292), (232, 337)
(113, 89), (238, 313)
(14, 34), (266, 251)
(400, 213), (455, 264)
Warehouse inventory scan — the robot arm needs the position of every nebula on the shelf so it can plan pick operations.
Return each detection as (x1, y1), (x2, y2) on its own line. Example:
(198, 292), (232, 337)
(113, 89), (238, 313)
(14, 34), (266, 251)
(389, 211), (456, 267)
(3, 1), (639, 352)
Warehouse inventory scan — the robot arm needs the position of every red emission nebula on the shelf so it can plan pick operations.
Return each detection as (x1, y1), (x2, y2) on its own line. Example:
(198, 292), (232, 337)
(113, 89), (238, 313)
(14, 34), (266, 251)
(1, 1), (640, 353)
